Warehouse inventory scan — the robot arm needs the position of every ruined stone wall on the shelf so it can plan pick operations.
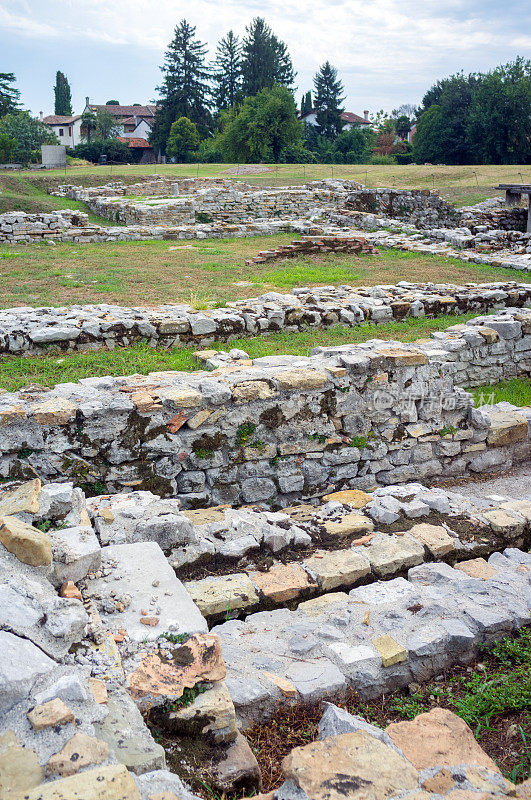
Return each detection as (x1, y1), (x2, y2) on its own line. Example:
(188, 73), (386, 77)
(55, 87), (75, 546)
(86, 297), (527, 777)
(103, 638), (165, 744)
(0, 281), (529, 355)
(0, 210), (92, 242)
(0, 311), (529, 506)
(345, 189), (459, 228)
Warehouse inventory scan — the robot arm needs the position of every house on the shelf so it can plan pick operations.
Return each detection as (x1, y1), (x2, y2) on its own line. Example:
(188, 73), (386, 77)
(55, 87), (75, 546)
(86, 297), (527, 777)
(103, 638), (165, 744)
(82, 98), (157, 140)
(299, 109), (372, 130)
(407, 123), (417, 144)
(41, 113), (83, 147)
(116, 136), (156, 164)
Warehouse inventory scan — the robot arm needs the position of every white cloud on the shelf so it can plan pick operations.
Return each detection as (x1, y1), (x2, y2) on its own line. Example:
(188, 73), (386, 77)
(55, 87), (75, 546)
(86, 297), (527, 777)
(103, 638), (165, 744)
(1, 0), (528, 111)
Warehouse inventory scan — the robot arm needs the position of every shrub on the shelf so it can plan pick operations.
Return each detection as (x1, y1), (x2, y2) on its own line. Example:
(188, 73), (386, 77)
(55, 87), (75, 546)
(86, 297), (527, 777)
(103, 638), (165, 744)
(370, 154), (397, 164)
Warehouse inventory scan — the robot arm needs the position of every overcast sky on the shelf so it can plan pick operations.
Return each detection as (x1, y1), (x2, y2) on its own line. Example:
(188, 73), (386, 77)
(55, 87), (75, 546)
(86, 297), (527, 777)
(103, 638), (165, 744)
(2, 0), (529, 117)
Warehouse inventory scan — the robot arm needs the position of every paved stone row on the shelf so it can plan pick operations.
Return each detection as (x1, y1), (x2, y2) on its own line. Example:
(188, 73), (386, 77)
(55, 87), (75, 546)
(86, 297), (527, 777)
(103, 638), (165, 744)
(0, 310), (529, 504)
(244, 235), (378, 265)
(1, 279), (530, 355)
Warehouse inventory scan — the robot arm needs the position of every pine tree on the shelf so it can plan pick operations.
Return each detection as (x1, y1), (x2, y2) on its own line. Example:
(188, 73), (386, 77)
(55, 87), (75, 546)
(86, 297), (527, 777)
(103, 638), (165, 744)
(212, 31), (242, 112)
(0, 73), (21, 117)
(53, 71), (72, 116)
(313, 61), (344, 139)
(240, 18), (296, 97)
(151, 19), (211, 154)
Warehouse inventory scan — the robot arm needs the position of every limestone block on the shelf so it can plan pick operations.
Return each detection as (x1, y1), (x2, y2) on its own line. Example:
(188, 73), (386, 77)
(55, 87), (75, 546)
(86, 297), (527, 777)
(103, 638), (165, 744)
(0, 478), (41, 516)
(322, 489), (372, 507)
(46, 732), (110, 777)
(0, 632), (56, 713)
(50, 524), (101, 586)
(386, 708), (500, 772)
(284, 659), (346, 701)
(454, 558), (498, 580)
(27, 698), (75, 731)
(232, 381), (277, 402)
(249, 563), (314, 603)
(0, 731), (43, 799)
(373, 635), (408, 667)
(32, 397), (77, 425)
(365, 533), (424, 578)
(408, 523), (455, 556)
(281, 730), (418, 800)
(185, 574), (259, 617)
(298, 592), (350, 616)
(21, 764), (141, 800)
(275, 368), (328, 390)
(486, 410), (528, 446)
(303, 549), (370, 591)
(84, 541), (207, 642)
(168, 682), (237, 744)
(483, 509), (525, 536)
(0, 515), (52, 566)
(324, 513), (374, 538)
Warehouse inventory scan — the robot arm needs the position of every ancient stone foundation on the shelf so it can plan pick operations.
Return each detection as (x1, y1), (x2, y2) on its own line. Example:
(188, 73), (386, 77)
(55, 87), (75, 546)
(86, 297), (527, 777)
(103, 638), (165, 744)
(0, 310), (529, 505)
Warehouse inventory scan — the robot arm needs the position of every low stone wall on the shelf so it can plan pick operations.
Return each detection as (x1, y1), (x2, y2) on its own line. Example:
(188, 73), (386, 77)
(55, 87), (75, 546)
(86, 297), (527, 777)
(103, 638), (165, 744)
(1, 280), (530, 355)
(0, 310), (529, 505)
(345, 189), (460, 228)
(0, 210), (93, 243)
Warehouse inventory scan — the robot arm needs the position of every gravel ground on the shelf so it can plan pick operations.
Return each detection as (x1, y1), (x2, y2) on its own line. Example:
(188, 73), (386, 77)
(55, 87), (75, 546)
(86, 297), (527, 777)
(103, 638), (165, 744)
(432, 462), (531, 505)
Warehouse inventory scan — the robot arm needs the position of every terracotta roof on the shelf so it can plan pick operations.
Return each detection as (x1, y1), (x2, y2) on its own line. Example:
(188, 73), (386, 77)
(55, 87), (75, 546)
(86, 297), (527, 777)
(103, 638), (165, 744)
(341, 111), (371, 125)
(298, 109), (371, 125)
(122, 116), (153, 127)
(43, 115), (81, 125)
(116, 137), (153, 149)
(88, 104), (156, 118)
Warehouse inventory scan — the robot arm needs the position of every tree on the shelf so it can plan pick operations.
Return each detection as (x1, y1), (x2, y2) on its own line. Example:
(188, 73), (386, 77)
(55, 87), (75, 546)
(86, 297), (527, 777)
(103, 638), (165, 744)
(72, 138), (131, 164)
(0, 73), (21, 117)
(395, 115), (412, 139)
(166, 116), (200, 161)
(313, 61), (344, 140)
(300, 91), (312, 115)
(0, 132), (17, 163)
(53, 71), (72, 116)
(0, 112), (56, 163)
(150, 19), (211, 154)
(412, 104), (445, 163)
(106, 100), (120, 105)
(94, 108), (121, 139)
(80, 109), (97, 142)
(415, 72), (478, 164)
(212, 31), (242, 112)
(240, 18), (295, 96)
(217, 85), (301, 162)
(333, 126), (373, 163)
(467, 58), (531, 164)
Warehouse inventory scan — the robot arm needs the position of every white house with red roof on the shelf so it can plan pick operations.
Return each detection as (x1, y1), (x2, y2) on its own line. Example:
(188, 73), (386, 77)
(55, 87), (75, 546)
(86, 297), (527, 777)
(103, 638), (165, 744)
(299, 109), (372, 130)
(82, 98), (157, 140)
(41, 113), (83, 147)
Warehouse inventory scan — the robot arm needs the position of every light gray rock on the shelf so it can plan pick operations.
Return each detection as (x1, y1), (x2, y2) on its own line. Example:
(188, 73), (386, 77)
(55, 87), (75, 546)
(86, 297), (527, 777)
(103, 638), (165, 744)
(317, 703), (396, 748)
(284, 659), (346, 701)
(49, 524), (101, 585)
(134, 770), (201, 800)
(83, 541), (207, 642)
(0, 631), (55, 713)
(95, 689), (166, 775)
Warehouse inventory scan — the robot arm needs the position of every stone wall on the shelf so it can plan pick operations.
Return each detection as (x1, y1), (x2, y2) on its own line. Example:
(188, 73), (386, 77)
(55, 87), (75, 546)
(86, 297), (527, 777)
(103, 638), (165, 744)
(345, 189), (460, 228)
(0, 310), (529, 506)
(1, 280), (529, 355)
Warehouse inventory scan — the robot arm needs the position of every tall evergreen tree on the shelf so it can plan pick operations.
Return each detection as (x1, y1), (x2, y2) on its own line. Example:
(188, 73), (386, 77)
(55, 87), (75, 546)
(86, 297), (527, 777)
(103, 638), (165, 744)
(212, 31), (242, 112)
(53, 71), (72, 116)
(151, 19), (211, 154)
(240, 18), (296, 97)
(0, 73), (21, 117)
(313, 61), (344, 139)
(300, 90), (312, 114)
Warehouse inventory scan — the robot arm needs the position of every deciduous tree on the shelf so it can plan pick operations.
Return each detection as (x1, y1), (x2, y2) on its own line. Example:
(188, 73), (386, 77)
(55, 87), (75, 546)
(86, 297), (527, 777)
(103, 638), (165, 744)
(166, 116), (200, 161)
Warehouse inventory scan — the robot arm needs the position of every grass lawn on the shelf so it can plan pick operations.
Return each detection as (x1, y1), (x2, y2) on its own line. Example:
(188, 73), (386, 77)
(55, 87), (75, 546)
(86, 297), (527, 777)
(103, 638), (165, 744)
(0, 238), (527, 309)
(0, 313), (486, 392)
(470, 377), (531, 407)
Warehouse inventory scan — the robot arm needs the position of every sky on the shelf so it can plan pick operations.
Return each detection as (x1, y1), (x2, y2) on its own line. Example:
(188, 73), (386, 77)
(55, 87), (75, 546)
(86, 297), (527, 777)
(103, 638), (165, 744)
(1, 0), (529, 117)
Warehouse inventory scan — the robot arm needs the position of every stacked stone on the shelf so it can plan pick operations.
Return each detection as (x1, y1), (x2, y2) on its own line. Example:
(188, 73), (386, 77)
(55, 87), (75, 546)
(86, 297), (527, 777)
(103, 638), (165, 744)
(0, 280), (529, 354)
(345, 188), (460, 228)
(0, 311), (529, 505)
(0, 210), (96, 243)
(244, 235), (378, 265)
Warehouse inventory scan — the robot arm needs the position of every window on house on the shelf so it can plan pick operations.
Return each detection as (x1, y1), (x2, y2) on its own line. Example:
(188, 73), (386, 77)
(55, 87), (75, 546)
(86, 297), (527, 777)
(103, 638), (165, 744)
(58, 128), (64, 136)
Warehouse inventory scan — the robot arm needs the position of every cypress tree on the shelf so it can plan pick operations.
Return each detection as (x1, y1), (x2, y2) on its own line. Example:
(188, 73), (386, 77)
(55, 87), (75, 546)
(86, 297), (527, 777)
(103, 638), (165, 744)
(313, 61), (345, 139)
(54, 71), (73, 116)
(240, 18), (296, 97)
(300, 90), (312, 114)
(212, 31), (242, 111)
(151, 19), (211, 154)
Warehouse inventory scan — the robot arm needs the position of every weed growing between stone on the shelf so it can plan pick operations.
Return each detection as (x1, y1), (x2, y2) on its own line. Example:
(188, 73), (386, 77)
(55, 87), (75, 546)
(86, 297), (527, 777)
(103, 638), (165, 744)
(245, 628), (531, 793)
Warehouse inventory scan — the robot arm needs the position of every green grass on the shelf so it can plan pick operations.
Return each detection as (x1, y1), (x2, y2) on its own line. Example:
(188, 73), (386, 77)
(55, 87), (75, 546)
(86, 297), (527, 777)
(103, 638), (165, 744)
(0, 236), (527, 310)
(470, 378), (531, 407)
(0, 312), (481, 392)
